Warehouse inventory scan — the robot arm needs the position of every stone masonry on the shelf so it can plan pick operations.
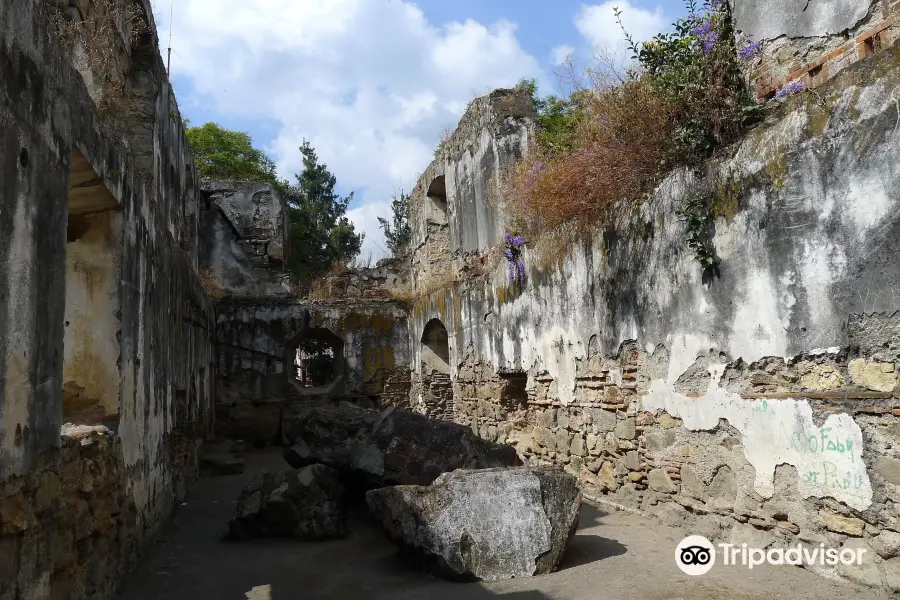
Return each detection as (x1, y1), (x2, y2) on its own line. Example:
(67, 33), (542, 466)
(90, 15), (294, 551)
(404, 45), (900, 593)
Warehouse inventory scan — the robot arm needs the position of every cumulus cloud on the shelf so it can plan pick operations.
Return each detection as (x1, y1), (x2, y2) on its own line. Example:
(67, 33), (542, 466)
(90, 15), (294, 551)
(155, 0), (544, 260)
(576, 1), (668, 54)
(551, 44), (575, 65)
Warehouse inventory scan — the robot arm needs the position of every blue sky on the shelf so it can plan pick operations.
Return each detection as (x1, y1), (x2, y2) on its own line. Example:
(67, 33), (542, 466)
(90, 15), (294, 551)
(152, 0), (691, 259)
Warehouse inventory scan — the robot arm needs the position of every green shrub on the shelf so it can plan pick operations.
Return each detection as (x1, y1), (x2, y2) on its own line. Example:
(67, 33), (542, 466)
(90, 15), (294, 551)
(504, 0), (758, 276)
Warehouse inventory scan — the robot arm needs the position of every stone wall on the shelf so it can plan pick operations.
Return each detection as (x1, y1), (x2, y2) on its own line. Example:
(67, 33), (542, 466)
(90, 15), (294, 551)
(732, 0), (900, 98)
(215, 300), (411, 445)
(0, 1), (214, 598)
(199, 180), (292, 299)
(409, 88), (535, 295)
(408, 46), (900, 591)
(307, 257), (410, 301)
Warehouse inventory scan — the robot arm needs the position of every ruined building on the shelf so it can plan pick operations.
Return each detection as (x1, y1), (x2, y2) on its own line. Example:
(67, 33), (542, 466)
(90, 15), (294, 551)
(2, 0), (900, 597)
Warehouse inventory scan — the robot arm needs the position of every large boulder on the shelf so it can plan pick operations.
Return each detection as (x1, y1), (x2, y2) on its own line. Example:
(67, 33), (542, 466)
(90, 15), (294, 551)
(228, 465), (347, 540)
(365, 467), (581, 581)
(282, 403), (521, 489)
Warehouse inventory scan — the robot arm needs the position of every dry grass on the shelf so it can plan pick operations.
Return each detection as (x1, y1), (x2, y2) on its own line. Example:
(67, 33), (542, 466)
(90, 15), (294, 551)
(50, 0), (148, 113)
(504, 76), (675, 239)
(198, 267), (225, 303)
(307, 278), (333, 300)
(390, 269), (458, 306)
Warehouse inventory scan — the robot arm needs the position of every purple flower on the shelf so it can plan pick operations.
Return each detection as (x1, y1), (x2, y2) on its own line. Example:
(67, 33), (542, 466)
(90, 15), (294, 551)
(775, 80), (807, 99)
(504, 248), (513, 259)
(692, 19), (713, 38)
(508, 261), (515, 283)
(511, 235), (525, 247)
(702, 31), (719, 54)
(505, 232), (513, 244)
(739, 40), (762, 61)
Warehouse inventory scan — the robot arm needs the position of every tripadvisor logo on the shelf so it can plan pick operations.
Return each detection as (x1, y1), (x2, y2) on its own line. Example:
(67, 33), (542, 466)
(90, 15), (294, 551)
(675, 536), (867, 575)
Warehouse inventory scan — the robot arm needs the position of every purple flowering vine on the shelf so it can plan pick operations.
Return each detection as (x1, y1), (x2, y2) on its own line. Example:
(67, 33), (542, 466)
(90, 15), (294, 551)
(702, 31), (719, 54)
(739, 40), (762, 61)
(692, 17), (718, 55)
(692, 19), (713, 37)
(504, 233), (526, 283)
(775, 80), (807, 99)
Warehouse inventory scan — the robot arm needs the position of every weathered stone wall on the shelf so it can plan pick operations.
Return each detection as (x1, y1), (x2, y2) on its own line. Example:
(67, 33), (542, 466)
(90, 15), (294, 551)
(307, 257), (410, 301)
(215, 300), (411, 445)
(409, 88), (535, 295)
(0, 1), (214, 598)
(732, 0), (900, 98)
(410, 47), (900, 591)
(199, 180), (291, 299)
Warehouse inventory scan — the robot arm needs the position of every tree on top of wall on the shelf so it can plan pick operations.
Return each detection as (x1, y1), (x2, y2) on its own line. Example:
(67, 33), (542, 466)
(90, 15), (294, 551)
(184, 121), (279, 183)
(184, 123), (363, 281)
(280, 140), (364, 281)
(378, 190), (412, 258)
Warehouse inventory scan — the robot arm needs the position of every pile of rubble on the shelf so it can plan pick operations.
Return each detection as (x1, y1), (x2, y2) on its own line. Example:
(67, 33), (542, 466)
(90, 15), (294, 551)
(225, 402), (582, 580)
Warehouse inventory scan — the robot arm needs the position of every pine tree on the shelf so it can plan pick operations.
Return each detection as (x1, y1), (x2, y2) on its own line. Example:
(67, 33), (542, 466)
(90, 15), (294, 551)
(377, 190), (412, 258)
(278, 140), (364, 280)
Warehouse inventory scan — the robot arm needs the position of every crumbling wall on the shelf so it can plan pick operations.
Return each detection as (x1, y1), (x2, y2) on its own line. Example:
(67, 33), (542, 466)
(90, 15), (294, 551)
(732, 0), (900, 98)
(411, 47), (900, 591)
(199, 180), (292, 299)
(0, 1), (214, 598)
(307, 257), (410, 301)
(409, 88), (535, 295)
(215, 300), (412, 445)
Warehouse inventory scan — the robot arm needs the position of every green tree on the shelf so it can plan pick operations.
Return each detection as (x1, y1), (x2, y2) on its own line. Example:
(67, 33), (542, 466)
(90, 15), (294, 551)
(377, 191), (412, 258)
(184, 121), (278, 183)
(515, 78), (586, 154)
(279, 140), (364, 280)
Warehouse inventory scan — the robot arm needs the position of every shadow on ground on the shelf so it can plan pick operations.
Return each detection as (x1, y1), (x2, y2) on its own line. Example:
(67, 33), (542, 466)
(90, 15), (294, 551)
(118, 450), (888, 600)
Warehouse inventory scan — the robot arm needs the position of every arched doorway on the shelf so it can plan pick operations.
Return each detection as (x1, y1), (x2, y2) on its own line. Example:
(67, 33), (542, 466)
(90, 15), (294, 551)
(420, 318), (453, 419)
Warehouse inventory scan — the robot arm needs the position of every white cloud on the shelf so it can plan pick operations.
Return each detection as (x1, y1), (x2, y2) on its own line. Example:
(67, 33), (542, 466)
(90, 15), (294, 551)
(551, 44), (575, 64)
(576, 1), (668, 53)
(156, 0), (544, 260)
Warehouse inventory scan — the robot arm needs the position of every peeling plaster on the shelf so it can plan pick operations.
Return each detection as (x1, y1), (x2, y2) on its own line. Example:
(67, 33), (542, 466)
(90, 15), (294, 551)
(643, 365), (873, 511)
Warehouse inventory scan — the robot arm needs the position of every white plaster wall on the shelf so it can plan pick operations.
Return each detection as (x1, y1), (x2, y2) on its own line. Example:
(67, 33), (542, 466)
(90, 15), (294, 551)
(644, 365), (872, 510)
(63, 211), (123, 418)
(411, 63), (900, 509)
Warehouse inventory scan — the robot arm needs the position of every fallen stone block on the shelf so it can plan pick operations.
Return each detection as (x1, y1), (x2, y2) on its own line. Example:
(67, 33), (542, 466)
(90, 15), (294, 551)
(283, 403), (521, 489)
(228, 465), (346, 540)
(366, 467), (581, 581)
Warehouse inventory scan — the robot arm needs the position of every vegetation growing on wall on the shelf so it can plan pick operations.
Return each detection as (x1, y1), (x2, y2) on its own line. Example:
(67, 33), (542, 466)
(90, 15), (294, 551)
(50, 0), (148, 112)
(504, 1), (764, 276)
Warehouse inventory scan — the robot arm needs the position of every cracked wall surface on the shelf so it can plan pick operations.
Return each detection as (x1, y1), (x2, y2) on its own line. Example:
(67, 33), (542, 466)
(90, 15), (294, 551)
(731, 0), (900, 97)
(0, 1), (215, 598)
(199, 180), (291, 299)
(214, 299), (412, 445)
(408, 46), (900, 591)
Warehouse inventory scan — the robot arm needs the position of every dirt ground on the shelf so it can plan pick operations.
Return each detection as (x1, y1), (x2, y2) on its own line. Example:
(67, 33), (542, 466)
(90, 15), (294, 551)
(118, 451), (890, 600)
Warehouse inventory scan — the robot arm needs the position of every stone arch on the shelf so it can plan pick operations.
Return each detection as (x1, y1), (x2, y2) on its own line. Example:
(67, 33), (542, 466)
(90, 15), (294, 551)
(421, 318), (450, 375)
(419, 318), (453, 420)
(287, 327), (346, 391)
(426, 175), (448, 219)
